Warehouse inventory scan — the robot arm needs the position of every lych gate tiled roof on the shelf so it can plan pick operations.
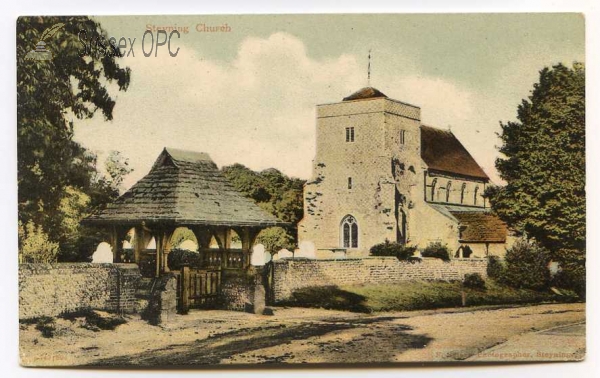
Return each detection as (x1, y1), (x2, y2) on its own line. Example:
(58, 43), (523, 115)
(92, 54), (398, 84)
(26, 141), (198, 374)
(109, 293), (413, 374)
(420, 125), (489, 180)
(450, 211), (507, 243)
(84, 148), (285, 227)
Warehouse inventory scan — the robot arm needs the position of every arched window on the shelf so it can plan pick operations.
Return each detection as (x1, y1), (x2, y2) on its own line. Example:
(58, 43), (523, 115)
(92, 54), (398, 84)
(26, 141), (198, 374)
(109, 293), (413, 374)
(460, 183), (467, 204)
(341, 215), (358, 248)
(430, 179), (437, 202)
(474, 186), (479, 206)
(446, 181), (452, 202)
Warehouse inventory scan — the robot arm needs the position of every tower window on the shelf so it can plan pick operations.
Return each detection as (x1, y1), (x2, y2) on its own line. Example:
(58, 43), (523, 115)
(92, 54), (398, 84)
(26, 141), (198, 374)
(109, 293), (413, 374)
(341, 215), (358, 248)
(460, 183), (467, 204)
(348, 177), (353, 189)
(400, 130), (406, 145)
(446, 181), (452, 202)
(345, 127), (355, 142)
(474, 186), (479, 206)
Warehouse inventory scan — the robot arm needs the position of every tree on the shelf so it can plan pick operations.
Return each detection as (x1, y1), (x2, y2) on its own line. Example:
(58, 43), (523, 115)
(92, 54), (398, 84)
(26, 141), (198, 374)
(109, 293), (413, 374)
(487, 62), (585, 293)
(221, 164), (305, 245)
(17, 17), (131, 260)
(488, 63), (585, 253)
(256, 227), (295, 255)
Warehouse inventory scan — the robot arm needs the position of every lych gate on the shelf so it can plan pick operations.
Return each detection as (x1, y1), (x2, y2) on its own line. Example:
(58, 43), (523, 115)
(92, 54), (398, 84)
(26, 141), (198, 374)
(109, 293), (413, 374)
(83, 147), (286, 311)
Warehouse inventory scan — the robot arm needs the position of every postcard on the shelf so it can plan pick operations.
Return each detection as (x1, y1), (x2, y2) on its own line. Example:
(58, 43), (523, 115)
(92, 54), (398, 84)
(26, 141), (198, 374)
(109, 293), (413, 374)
(17, 13), (585, 366)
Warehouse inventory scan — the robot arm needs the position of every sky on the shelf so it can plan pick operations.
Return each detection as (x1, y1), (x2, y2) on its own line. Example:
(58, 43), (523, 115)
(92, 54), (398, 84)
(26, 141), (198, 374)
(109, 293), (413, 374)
(73, 14), (585, 188)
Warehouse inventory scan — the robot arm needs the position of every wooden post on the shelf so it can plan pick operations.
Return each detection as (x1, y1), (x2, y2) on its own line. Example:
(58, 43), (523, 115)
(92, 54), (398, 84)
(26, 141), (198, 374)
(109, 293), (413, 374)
(155, 232), (163, 278)
(162, 228), (175, 273)
(181, 264), (190, 314)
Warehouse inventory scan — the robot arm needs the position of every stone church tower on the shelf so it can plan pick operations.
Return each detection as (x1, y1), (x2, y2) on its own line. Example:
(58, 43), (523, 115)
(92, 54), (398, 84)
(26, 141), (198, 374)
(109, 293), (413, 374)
(298, 87), (510, 259)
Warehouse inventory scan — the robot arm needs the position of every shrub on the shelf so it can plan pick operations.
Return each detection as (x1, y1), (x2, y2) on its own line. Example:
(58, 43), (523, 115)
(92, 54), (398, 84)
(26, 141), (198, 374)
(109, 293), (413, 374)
(421, 242), (451, 261)
(18, 221), (59, 263)
(487, 255), (505, 280)
(167, 249), (202, 270)
(502, 239), (551, 290)
(370, 240), (417, 260)
(463, 273), (486, 290)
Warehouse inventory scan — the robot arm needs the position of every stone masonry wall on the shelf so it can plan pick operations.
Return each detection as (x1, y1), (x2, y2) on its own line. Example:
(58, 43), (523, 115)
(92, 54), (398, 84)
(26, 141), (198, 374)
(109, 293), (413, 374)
(19, 263), (142, 319)
(271, 257), (487, 302)
(221, 267), (266, 314)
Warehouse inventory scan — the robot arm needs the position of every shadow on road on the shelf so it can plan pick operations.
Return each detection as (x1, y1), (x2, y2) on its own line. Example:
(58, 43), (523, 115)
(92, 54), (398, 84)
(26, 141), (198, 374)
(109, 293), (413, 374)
(90, 316), (432, 366)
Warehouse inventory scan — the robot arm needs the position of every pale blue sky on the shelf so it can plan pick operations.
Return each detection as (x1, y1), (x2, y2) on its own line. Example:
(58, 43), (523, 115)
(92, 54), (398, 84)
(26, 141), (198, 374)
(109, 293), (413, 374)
(75, 14), (585, 187)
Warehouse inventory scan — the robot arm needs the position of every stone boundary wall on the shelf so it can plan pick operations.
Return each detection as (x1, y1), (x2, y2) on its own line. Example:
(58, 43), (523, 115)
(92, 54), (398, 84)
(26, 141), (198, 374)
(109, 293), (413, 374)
(221, 267), (266, 314)
(271, 257), (488, 302)
(19, 263), (141, 319)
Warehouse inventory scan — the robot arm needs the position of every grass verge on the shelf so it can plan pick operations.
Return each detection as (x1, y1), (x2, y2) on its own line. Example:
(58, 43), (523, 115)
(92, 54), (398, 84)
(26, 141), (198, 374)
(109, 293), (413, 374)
(280, 280), (579, 313)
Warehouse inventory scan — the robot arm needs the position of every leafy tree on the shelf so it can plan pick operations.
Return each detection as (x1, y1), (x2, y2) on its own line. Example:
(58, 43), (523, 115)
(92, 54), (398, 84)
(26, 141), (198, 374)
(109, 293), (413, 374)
(104, 150), (134, 194)
(221, 164), (305, 245)
(487, 63), (585, 254)
(256, 227), (295, 255)
(17, 16), (131, 260)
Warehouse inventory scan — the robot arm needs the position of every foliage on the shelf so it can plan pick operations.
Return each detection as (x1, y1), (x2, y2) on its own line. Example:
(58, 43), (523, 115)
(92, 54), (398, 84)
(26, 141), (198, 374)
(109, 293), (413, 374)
(17, 16), (131, 261)
(487, 255), (505, 281)
(370, 240), (416, 260)
(421, 242), (451, 261)
(487, 63), (584, 258)
(221, 164), (304, 243)
(282, 281), (578, 313)
(104, 151), (134, 195)
(167, 249), (202, 271)
(18, 220), (60, 263)
(169, 228), (198, 250)
(552, 249), (586, 299)
(463, 273), (486, 290)
(256, 227), (295, 255)
(502, 239), (552, 290)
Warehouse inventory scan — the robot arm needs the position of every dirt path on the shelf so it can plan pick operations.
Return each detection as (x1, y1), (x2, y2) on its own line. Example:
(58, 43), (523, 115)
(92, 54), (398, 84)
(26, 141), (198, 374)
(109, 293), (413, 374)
(19, 303), (585, 366)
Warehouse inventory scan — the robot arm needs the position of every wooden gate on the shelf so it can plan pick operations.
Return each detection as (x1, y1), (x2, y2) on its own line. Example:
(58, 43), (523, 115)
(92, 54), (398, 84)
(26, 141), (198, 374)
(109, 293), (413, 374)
(178, 265), (222, 313)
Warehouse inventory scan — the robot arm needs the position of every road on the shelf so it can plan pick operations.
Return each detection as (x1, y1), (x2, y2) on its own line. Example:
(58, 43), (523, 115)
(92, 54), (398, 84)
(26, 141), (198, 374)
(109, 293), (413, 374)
(19, 302), (585, 366)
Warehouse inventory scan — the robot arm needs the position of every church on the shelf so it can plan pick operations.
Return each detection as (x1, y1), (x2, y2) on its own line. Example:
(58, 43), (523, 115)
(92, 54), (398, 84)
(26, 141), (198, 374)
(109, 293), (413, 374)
(298, 87), (512, 259)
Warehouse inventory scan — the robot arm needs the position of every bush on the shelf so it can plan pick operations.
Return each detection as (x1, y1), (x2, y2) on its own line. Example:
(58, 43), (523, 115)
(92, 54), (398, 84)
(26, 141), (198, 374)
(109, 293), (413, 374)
(502, 239), (551, 290)
(463, 273), (486, 290)
(18, 221), (59, 263)
(487, 255), (505, 280)
(421, 242), (451, 261)
(370, 240), (417, 260)
(167, 249), (202, 270)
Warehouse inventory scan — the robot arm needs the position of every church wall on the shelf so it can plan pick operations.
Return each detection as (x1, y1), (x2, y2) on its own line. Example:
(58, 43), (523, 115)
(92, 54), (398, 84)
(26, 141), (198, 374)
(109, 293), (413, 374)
(299, 98), (422, 257)
(423, 172), (487, 207)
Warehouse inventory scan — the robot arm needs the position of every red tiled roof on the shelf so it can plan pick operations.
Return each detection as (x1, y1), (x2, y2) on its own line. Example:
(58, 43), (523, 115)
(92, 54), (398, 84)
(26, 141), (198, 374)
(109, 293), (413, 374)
(450, 211), (507, 243)
(421, 125), (489, 180)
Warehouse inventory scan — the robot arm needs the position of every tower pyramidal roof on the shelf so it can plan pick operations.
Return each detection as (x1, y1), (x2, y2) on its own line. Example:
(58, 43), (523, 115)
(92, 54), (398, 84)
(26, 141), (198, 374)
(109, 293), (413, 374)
(342, 87), (388, 101)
